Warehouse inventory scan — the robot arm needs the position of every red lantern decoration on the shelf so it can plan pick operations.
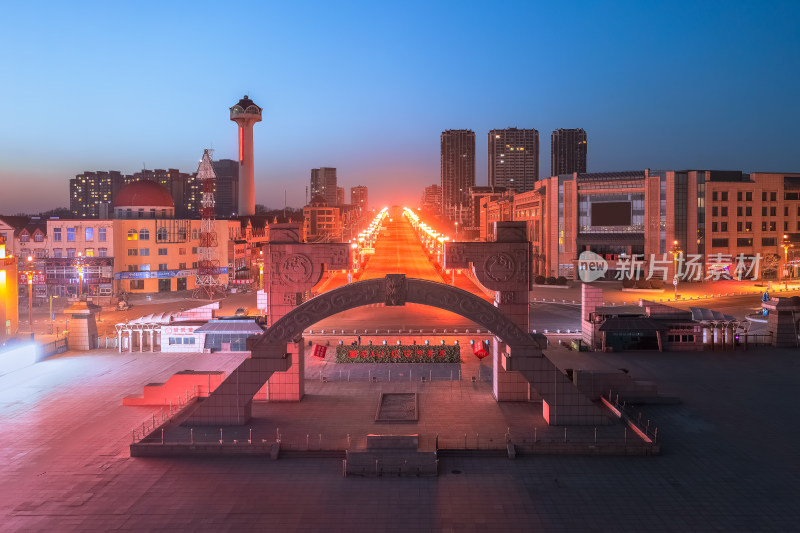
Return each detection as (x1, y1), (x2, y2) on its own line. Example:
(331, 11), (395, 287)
(472, 342), (489, 360)
(312, 345), (327, 359)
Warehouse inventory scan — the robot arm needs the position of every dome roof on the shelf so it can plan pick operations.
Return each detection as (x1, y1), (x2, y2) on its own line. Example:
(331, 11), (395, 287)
(231, 94), (262, 114)
(113, 180), (174, 208)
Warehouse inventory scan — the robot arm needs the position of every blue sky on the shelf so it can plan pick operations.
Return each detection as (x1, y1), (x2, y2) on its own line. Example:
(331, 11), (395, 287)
(1, 0), (798, 213)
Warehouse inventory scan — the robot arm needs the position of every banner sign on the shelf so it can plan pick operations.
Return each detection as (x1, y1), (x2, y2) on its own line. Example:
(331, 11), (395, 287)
(114, 267), (228, 280)
(312, 345), (327, 359)
(335, 344), (461, 363)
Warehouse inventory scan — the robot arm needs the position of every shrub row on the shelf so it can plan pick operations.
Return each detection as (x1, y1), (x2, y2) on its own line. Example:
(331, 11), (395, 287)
(335, 344), (461, 363)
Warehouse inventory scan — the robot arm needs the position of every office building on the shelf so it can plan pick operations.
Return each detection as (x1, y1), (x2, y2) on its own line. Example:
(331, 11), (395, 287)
(488, 128), (539, 192)
(337, 187), (345, 207)
(551, 128), (587, 176)
(479, 169), (800, 281)
(310, 167), (338, 206)
(441, 130), (475, 221)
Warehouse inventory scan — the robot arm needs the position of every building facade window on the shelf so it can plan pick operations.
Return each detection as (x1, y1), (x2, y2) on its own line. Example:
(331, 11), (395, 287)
(20, 233), (29, 243)
(737, 238), (753, 247)
(127, 229), (138, 240)
(711, 238), (728, 248)
(67, 227), (75, 241)
(53, 248), (62, 258)
(67, 248), (76, 257)
(159, 263), (168, 271)
(99, 247), (107, 257)
(128, 249), (138, 256)
(85, 248), (94, 257)
(53, 228), (62, 242)
(85, 227), (93, 241)
(158, 248), (167, 255)
(34, 232), (44, 242)
(130, 280), (144, 290)
(98, 227), (106, 241)
(762, 237), (777, 246)
(139, 248), (150, 256)
(139, 229), (150, 240)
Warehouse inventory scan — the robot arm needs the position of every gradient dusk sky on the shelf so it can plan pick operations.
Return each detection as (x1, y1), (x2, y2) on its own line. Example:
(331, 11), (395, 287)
(1, 1), (798, 213)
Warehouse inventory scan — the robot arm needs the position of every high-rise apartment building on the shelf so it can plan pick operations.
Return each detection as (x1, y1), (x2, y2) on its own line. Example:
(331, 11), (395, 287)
(488, 128), (539, 192)
(69, 168), (202, 219)
(421, 184), (442, 213)
(351, 185), (368, 211)
(212, 159), (239, 217)
(441, 130), (475, 220)
(70, 171), (124, 218)
(551, 128), (587, 176)
(310, 167), (338, 206)
(336, 187), (345, 207)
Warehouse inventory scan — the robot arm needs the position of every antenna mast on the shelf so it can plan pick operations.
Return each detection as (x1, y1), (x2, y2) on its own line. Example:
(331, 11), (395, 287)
(193, 149), (224, 299)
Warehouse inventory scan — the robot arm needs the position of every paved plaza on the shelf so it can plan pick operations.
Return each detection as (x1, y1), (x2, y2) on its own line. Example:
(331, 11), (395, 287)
(1, 341), (799, 531)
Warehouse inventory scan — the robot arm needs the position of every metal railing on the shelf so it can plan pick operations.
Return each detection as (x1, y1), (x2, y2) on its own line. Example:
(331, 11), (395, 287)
(131, 388), (198, 444)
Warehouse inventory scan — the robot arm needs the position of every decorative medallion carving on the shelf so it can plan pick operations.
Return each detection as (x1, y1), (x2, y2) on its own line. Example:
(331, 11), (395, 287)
(385, 274), (407, 306)
(484, 252), (517, 282)
(280, 254), (313, 284)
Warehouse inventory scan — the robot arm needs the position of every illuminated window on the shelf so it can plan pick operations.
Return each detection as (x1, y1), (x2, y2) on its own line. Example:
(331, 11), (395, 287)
(85, 227), (93, 241)
(85, 248), (94, 257)
(127, 229), (138, 240)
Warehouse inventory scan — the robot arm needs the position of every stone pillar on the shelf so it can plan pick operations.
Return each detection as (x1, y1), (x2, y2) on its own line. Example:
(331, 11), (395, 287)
(149, 330), (155, 352)
(581, 283), (604, 349)
(445, 222), (532, 401)
(255, 224), (350, 401)
(764, 297), (800, 347)
(63, 300), (99, 351)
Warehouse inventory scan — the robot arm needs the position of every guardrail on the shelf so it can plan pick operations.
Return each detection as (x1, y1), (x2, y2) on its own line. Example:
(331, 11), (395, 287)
(131, 388), (198, 444)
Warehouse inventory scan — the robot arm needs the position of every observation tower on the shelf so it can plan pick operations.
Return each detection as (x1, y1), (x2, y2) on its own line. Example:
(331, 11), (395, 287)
(230, 95), (262, 216)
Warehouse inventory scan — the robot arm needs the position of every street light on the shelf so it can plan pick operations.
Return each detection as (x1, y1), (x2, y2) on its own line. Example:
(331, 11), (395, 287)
(25, 255), (34, 336)
(76, 251), (84, 299)
(671, 240), (682, 299)
(782, 234), (792, 290)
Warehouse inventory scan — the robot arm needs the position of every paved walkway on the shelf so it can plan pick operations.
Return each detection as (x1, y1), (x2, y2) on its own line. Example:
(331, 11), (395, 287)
(2, 345), (799, 531)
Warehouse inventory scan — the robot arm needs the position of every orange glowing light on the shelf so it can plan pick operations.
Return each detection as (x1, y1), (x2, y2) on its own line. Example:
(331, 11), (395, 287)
(239, 127), (243, 161)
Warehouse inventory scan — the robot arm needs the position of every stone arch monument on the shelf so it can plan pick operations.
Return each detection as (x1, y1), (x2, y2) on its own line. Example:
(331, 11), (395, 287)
(185, 274), (608, 427)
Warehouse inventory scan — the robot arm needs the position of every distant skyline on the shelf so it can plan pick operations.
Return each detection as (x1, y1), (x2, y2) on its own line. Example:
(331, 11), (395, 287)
(1, 1), (799, 213)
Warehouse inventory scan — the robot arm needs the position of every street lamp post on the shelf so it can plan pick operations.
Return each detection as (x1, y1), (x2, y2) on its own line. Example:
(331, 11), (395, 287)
(76, 252), (84, 299)
(671, 240), (682, 299)
(25, 255), (34, 336)
(49, 294), (58, 334)
(782, 234), (792, 290)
